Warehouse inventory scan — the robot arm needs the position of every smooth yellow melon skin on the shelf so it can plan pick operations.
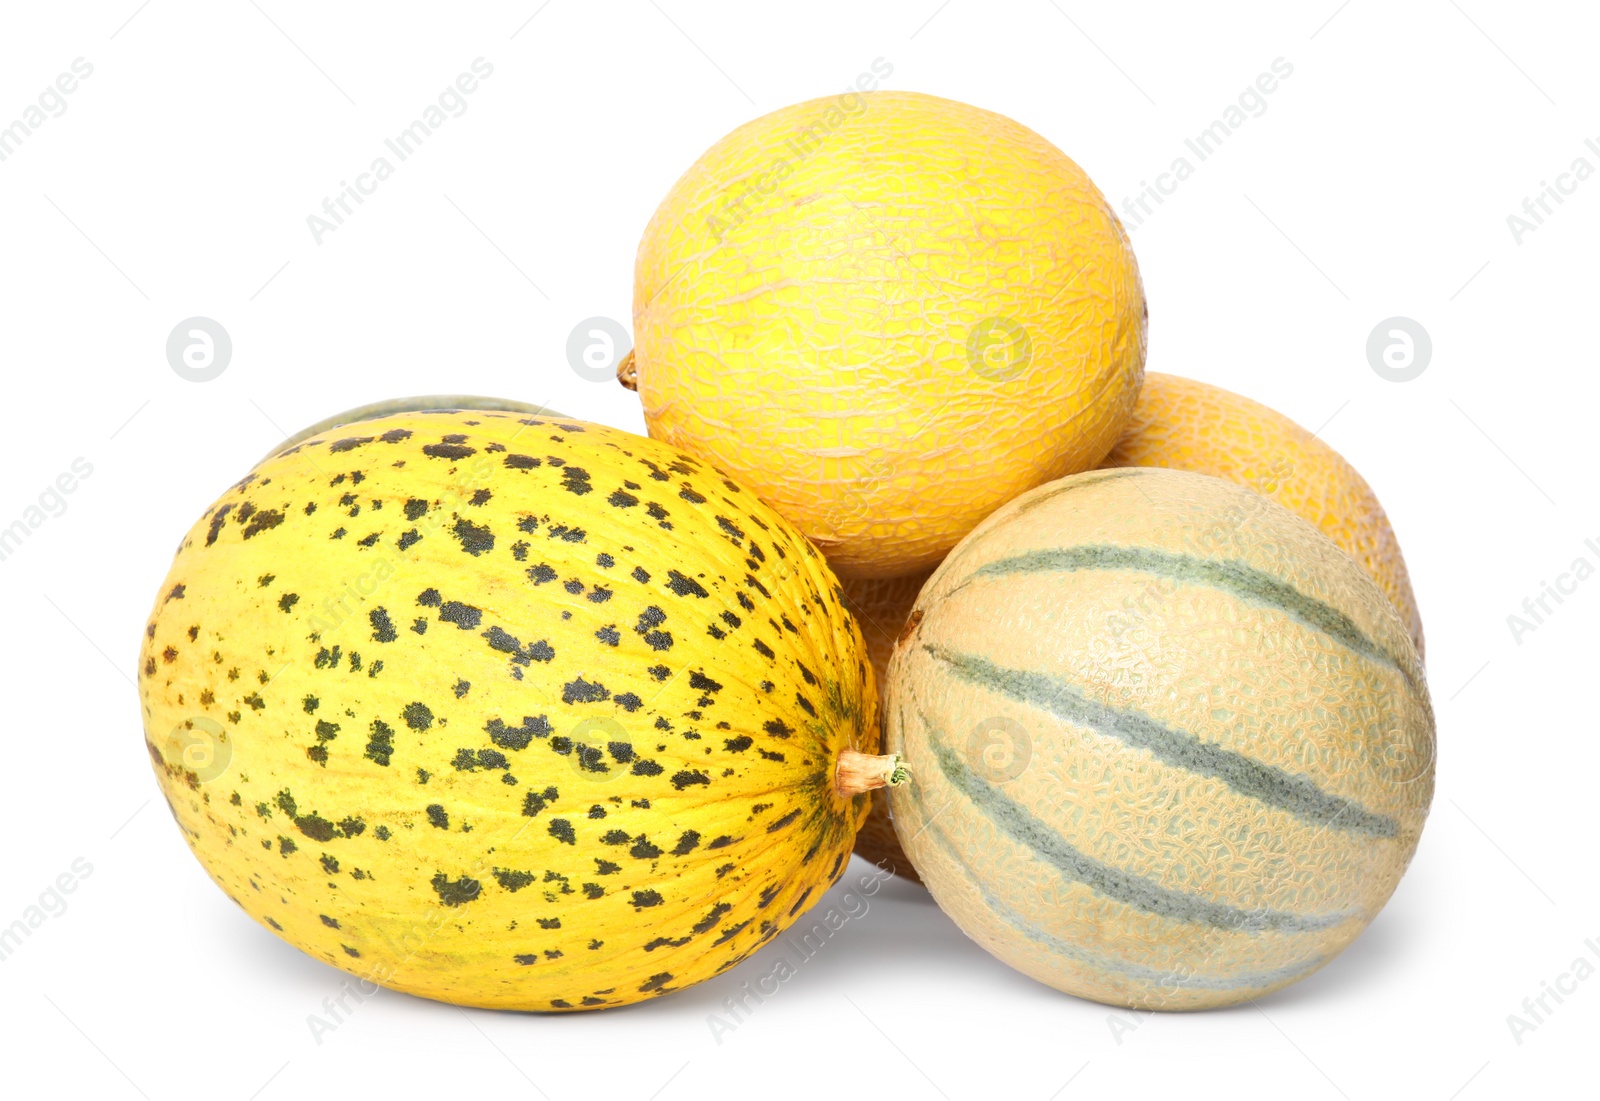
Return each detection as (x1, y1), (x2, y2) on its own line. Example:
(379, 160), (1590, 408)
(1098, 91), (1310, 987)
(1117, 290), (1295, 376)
(139, 409), (875, 1011)
(633, 90), (1147, 579)
(887, 468), (1434, 1010)
(1101, 372), (1424, 659)
(841, 570), (933, 882)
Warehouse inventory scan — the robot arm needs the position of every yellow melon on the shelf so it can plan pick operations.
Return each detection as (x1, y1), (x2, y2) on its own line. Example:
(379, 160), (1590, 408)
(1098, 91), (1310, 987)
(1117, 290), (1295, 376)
(1101, 372), (1424, 658)
(887, 467), (1434, 1009)
(138, 406), (902, 1011)
(628, 90), (1146, 579)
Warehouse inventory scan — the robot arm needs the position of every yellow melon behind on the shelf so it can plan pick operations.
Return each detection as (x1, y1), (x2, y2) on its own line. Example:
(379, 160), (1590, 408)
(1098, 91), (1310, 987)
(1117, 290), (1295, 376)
(1101, 372), (1424, 658)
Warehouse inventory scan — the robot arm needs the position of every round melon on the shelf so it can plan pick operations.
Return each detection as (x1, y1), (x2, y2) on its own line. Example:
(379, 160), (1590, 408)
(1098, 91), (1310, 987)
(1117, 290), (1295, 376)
(1101, 372), (1424, 658)
(138, 406), (897, 1011)
(840, 570), (933, 882)
(629, 90), (1146, 579)
(886, 467), (1434, 1010)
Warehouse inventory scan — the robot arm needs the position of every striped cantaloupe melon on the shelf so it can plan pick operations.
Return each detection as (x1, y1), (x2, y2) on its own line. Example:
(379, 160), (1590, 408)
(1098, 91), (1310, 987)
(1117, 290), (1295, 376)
(139, 406), (898, 1011)
(841, 570), (934, 882)
(1101, 372), (1425, 659)
(886, 467), (1434, 1010)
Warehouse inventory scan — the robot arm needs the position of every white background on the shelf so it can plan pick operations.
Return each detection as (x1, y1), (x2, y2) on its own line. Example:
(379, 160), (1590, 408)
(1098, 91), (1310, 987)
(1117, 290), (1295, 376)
(0, 2), (1594, 1098)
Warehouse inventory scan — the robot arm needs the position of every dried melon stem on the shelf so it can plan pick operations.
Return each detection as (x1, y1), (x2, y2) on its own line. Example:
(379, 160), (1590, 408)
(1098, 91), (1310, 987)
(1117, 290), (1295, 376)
(836, 749), (909, 797)
(617, 349), (638, 391)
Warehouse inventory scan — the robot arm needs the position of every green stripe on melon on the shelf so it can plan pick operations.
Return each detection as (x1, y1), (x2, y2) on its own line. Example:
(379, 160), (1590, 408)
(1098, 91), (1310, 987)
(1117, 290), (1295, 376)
(924, 646), (1401, 840)
(909, 785), (1332, 993)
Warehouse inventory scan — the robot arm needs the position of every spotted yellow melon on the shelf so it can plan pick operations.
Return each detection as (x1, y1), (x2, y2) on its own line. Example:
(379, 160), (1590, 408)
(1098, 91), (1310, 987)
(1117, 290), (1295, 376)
(841, 570), (933, 882)
(628, 90), (1146, 579)
(1101, 372), (1424, 658)
(139, 404), (901, 1011)
(887, 467), (1434, 1010)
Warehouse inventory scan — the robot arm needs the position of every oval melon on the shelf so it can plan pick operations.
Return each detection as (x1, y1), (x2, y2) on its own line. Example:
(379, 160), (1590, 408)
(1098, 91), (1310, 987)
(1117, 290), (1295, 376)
(1101, 372), (1424, 658)
(886, 467), (1434, 1010)
(630, 90), (1146, 579)
(138, 407), (890, 1011)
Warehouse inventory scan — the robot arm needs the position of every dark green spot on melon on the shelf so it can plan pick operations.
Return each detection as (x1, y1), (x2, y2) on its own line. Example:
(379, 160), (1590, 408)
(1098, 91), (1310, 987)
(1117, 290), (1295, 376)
(666, 570), (708, 598)
(438, 601), (481, 629)
(563, 678), (609, 704)
(242, 510), (285, 539)
(452, 518), (494, 556)
(430, 872), (481, 905)
(561, 467), (593, 496)
(494, 868), (535, 891)
(369, 607), (396, 642)
(488, 715), (551, 750)
(364, 720), (394, 766)
(521, 785), (559, 816)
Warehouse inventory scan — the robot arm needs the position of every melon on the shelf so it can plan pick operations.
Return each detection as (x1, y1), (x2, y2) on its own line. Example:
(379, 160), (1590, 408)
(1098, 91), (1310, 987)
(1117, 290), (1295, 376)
(267, 394), (559, 459)
(841, 570), (933, 882)
(628, 90), (1146, 579)
(1101, 372), (1424, 658)
(138, 405), (900, 1011)
(886, 467), (1434, 1009)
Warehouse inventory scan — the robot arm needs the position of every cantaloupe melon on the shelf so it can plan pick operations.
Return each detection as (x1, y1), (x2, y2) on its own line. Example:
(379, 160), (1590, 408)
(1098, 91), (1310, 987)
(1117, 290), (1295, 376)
(886, 467), (1434, 1009)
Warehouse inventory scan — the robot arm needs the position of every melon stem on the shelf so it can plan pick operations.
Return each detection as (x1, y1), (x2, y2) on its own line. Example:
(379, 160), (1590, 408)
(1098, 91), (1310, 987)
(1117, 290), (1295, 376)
(836, 749), (908, 796)
(616, 349), (638, 391)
